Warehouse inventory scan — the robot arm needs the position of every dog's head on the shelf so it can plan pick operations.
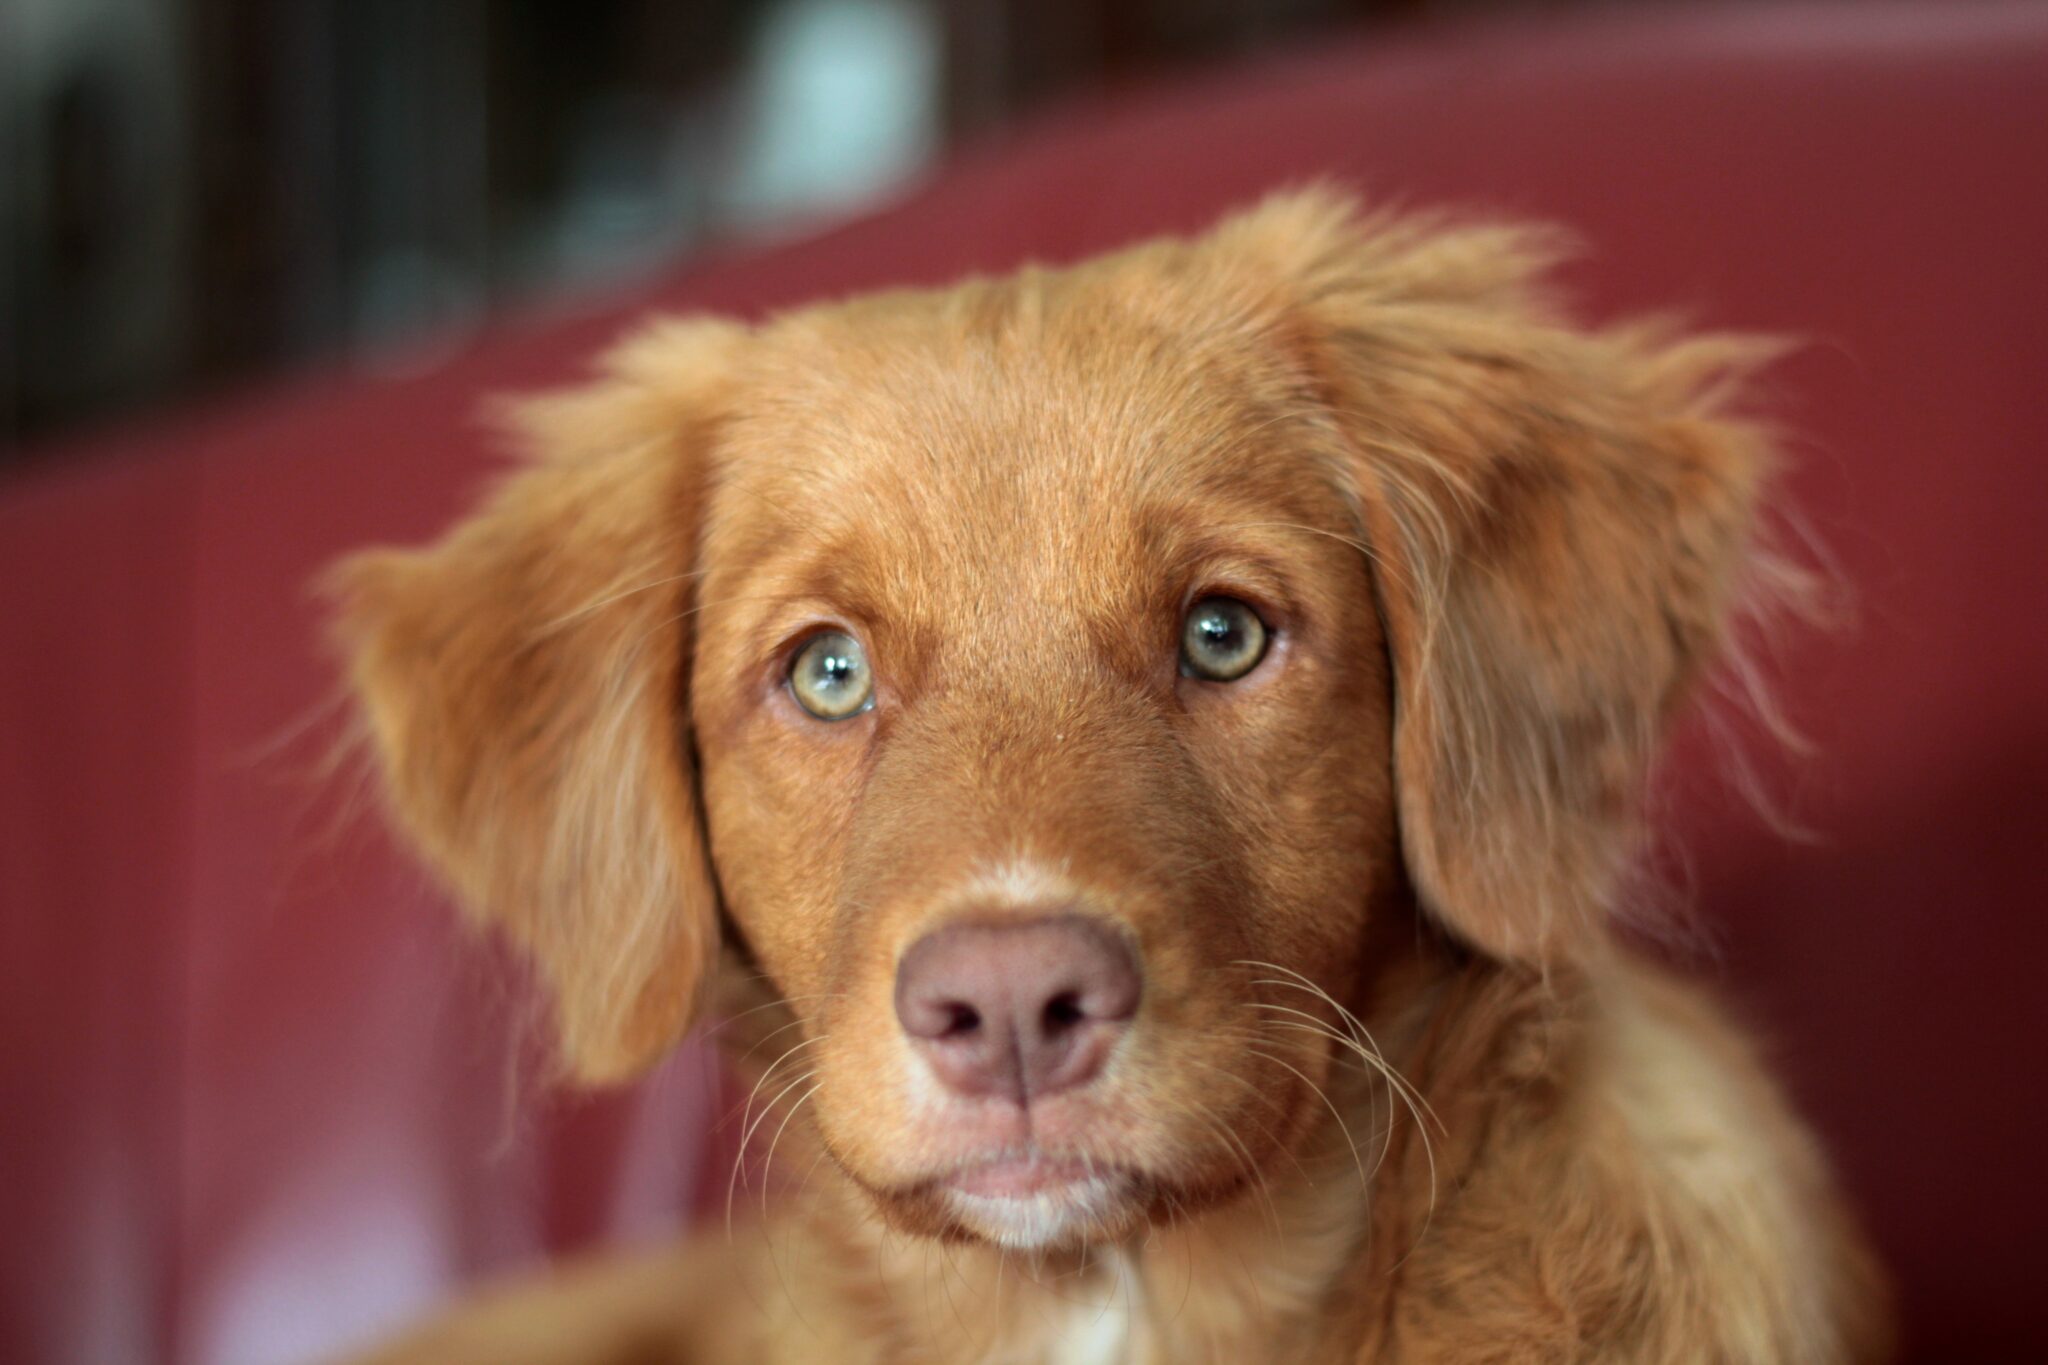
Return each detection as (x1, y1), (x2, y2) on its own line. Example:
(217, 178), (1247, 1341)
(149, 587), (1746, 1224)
(330, 191), (1774, 1250)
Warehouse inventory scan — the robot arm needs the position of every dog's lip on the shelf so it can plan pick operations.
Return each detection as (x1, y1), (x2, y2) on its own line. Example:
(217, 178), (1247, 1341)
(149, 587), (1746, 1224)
(941, 1152), (1122, 1199)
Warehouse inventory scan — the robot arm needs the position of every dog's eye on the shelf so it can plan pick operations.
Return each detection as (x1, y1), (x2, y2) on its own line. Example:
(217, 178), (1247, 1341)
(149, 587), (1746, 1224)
(789, 631), (874, 720)
(1180, 597), (1269, 682)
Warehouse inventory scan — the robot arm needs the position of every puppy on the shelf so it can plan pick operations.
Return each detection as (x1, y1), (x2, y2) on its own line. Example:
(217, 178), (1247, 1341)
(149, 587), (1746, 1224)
(329, 190), (1890, 1364)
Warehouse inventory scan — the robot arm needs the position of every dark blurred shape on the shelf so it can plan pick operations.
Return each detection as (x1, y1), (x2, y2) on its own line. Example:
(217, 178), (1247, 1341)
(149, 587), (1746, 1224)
(2, 0), (190, 443)
(1, 0), (1418, 455)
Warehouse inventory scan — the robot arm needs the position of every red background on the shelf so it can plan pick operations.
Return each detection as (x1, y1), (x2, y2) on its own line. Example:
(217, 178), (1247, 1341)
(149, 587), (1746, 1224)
(5, 4), (2046, 1361)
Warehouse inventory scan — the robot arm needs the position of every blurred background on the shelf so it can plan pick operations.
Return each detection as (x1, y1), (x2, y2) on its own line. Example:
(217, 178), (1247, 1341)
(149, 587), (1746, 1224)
(5, 1), (2048, 1363)
(0, 0), (1552, 454)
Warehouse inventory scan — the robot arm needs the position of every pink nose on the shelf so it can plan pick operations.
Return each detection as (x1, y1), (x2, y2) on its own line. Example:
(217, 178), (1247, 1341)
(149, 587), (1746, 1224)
(894, 916), (1141, 1104)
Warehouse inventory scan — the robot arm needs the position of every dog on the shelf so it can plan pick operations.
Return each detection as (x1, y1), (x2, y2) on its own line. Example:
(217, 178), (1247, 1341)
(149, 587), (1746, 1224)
(328, 189), (1890, 1363)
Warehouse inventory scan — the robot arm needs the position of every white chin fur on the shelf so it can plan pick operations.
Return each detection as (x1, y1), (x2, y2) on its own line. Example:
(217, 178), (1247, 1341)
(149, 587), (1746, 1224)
(945, 1173), (1134, 1250)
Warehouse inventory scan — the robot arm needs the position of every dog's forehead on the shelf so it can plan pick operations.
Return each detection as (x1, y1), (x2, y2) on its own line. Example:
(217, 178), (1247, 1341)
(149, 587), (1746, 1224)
(708, 278), (1335, 616)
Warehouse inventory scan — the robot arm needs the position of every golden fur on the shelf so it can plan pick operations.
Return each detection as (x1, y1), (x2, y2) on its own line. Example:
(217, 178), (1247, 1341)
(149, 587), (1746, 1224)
(328, 190), (1890, 1364)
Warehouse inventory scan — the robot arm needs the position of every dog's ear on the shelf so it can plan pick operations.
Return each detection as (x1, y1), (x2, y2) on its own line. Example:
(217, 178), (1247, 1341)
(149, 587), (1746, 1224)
(1217, 190), (1779, 964)
(327, 317), (745, 1083)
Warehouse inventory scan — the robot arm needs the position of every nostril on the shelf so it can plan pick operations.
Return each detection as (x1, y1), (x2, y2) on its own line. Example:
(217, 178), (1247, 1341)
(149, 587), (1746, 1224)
(941, 1002), (981, 1038)
(1041, 990), (1085, 1035)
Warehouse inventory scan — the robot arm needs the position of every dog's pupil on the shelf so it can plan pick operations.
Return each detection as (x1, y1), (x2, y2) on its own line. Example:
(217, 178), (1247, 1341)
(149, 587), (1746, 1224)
(1200, 615), (1237, 652)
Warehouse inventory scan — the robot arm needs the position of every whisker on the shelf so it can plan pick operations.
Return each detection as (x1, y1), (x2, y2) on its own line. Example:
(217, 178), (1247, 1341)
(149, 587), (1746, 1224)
(1238, 964), (1443, 1132)
(1242, 998), (1426, 1102)
(696, 991), (846, 1045)
(726, 1034), (826, 1140)
(1235, 960), (1444, 1251)
(726, 1064), (819, 1241)
(730, 1016), (812, 1070)
(756, 1080), (825, 1336)
(1175, 1093), (1284, 1239)
(1173, 1044), (1319, 1191)
(760, 1082), (821, 1220)
(1241, 1043), (1372, 1199)
(1247, 1005), (1437, 1197)
(1250, 1019), (1401, 1180)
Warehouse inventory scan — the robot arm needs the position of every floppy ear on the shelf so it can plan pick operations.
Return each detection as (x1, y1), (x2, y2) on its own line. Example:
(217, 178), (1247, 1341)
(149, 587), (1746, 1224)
(327, 317), (745, 1083)
(1219, 190), (1780, 964)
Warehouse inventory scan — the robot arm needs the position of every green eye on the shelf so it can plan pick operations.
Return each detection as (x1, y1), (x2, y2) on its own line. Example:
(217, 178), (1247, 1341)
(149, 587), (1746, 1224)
(1180, 597), (1269, 682)
(789, 631), (874, 720)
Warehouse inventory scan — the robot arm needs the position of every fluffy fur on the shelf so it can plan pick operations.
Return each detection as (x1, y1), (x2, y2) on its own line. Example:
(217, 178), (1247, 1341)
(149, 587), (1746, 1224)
(328, 190), (1890, 1364)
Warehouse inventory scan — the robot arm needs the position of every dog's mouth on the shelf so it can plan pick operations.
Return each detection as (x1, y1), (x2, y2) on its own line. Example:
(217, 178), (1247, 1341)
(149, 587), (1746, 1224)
(918, 1148), (1146, 1249)
(945, 1150), (1109, 1198)
(835, 1031), (1312, 1250)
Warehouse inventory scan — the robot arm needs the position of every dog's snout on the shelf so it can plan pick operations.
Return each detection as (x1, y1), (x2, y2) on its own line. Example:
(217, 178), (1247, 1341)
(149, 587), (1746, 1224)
(894, 915), (1139, 1104)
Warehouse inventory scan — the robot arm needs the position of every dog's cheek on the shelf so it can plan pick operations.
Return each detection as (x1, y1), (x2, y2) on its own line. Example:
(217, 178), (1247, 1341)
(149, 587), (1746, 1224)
(812, 998), (933, 1188)
(698, 720), (863, 1001)
(699, 713), (943, 1193)
(1196, 675), (1394, 987)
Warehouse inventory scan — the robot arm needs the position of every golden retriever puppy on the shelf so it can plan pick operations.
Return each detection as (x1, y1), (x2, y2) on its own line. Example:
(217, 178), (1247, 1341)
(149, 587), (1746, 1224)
(328, 190), (1890, 1364)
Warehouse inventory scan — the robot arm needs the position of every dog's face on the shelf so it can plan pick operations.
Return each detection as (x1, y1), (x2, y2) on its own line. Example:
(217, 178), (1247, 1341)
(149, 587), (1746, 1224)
(332, 191), (1770, 1251)
(690, 275), (1398, 1244)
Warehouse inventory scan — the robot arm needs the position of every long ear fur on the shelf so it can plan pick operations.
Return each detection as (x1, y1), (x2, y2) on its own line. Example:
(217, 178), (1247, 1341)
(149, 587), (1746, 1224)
(1216, 189), (1783, 964)
(326, 317), (745, 1082)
